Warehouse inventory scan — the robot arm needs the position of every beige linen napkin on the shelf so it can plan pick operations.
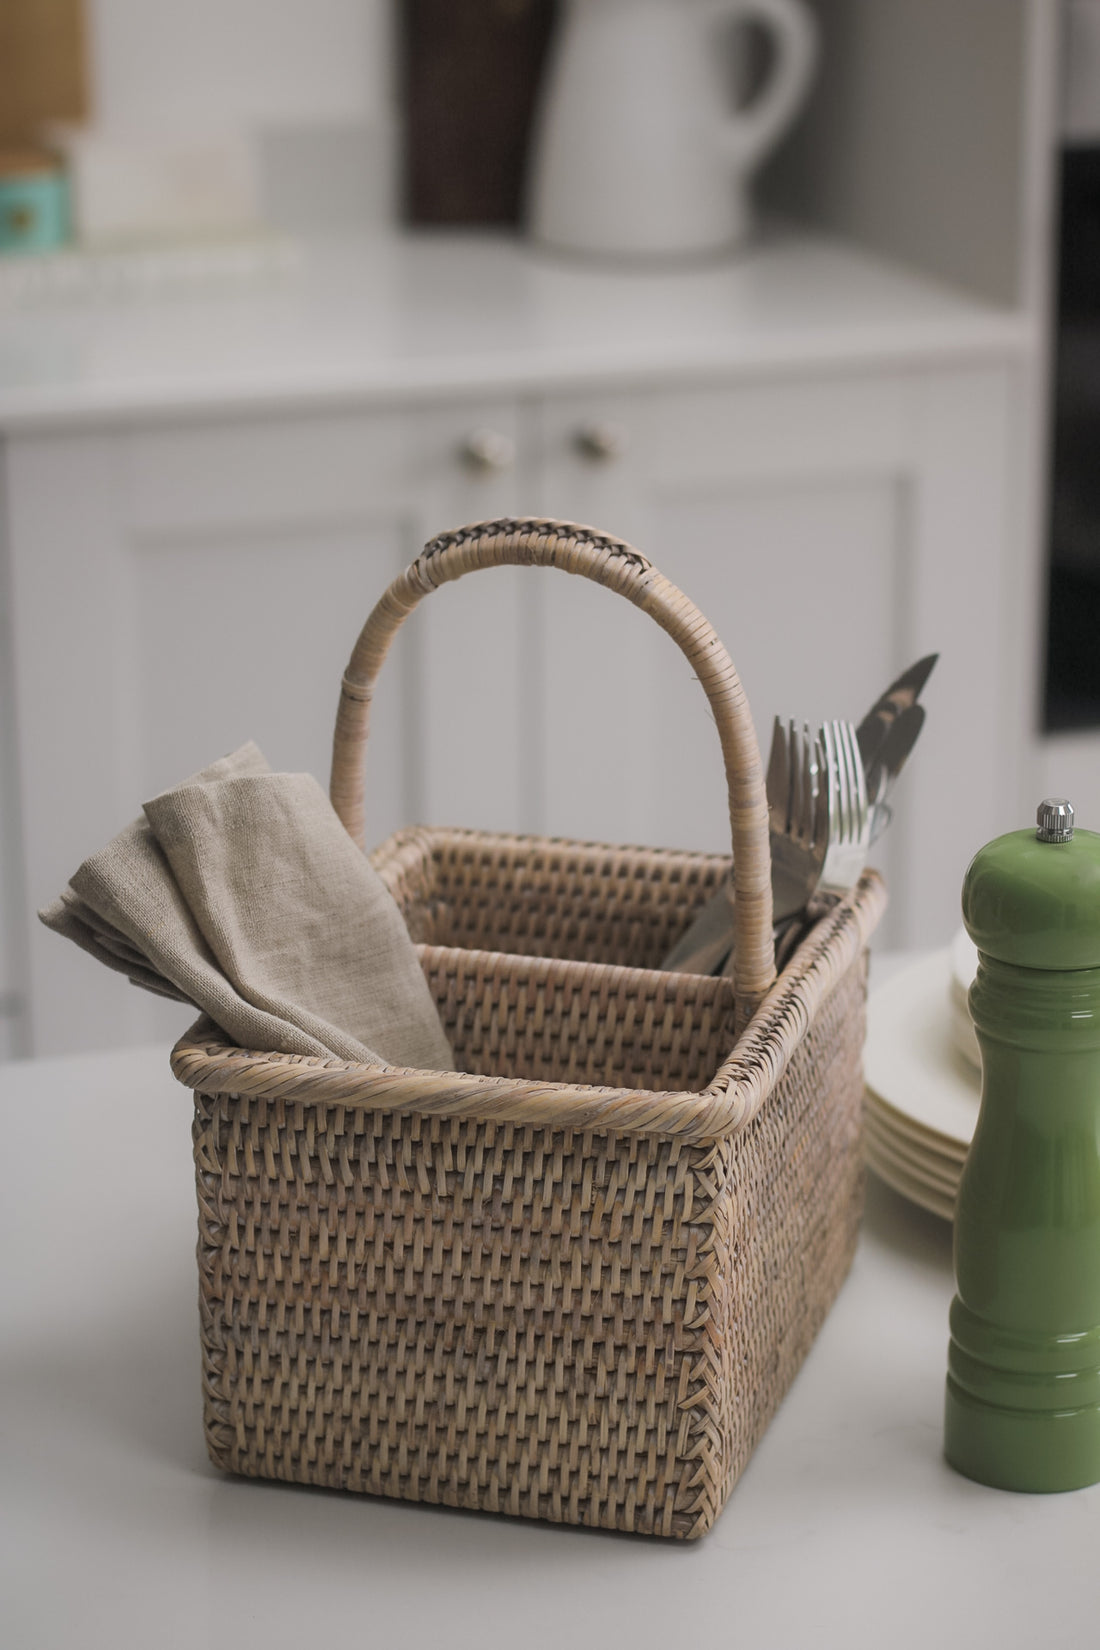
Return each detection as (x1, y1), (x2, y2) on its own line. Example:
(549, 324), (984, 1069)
(40, 743), (454, 1070)
(41, 742), (270, 1004)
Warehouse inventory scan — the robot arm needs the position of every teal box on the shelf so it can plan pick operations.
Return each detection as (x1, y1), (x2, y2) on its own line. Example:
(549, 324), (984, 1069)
(0, 168), (70, 255)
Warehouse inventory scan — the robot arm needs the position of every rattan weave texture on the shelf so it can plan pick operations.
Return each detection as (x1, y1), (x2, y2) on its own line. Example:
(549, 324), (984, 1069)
(188, 922), (869, 1539)
(172, 519), (885, 1539)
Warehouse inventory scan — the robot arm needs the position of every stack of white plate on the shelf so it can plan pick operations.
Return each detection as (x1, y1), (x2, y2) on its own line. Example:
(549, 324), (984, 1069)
(863, 939), (981, 1222)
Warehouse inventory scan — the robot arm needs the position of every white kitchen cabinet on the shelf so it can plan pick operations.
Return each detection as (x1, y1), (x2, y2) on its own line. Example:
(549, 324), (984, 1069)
(3, 331), (1024, 1055)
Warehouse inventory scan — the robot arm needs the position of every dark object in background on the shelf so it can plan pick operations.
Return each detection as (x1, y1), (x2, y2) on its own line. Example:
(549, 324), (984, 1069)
(401, 0), (559, 226)
(0, 0), (86, 143)
(1044, 145), (1100, 731)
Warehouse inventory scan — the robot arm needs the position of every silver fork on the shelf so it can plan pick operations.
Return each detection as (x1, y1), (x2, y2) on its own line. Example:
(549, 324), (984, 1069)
(661, 717), (867, 976)
(767, 718), (829, 921)
(765, 718), (871, 974)
(731, 716), (869, 972)
(660, 716), (825, 975)
(818, 719), (871, 896)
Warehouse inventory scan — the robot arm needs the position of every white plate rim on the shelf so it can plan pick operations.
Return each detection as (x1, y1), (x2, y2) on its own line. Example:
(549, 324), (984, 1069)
(863, 1109), (962, 1194)
(864, 1139), (957, 1223)
(864, 949), (981, 1149)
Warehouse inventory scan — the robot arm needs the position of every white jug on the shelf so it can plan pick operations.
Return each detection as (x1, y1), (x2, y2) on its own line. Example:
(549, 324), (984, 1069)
(527, 0), (818, 261)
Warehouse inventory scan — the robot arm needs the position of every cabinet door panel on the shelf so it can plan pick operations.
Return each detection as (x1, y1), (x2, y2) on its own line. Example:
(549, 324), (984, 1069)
(8, 398), (520, 1055)
(646, 377), (912, 487)
(124, 411), (407, 533)
(537, 369), (1016, 953)
(533, 392), (661, 845)
(535, 568), (663, 846)
(533, 471), (901, 880)
(404, 405), (527, 834)
(648, 477), (902, 854)
(537, 385), (904, 875)
(129, 519), (411, 841)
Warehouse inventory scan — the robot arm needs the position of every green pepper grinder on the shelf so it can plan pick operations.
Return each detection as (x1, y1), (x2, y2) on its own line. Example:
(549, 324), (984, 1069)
(946, 798), (1100, 1491)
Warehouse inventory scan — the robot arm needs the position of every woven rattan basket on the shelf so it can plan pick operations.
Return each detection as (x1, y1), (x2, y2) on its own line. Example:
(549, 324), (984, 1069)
(171, 519), (885, 1540)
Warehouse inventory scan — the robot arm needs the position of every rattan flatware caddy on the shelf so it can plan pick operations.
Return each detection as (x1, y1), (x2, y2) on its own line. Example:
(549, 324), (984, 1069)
(171, 519), (885, 1540)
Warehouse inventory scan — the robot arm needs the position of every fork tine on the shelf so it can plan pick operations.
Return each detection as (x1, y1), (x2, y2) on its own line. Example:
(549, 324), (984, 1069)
(766, 714), (787, 829)
(848, 720), (867, 839)
(787, 718), (800, 840)
(820, 720), (840, 846)
(833, 719), (854, 844)
(840, 719), (858, 843)
(801, 726), (817, 851)
(813, 730), (828, 848)
(854, 720), (869, 825)
(815, 719), (874, 901)
(790, 719), (803, 841)
(803, 722), (819, 848)
(843, 720), (868, 841)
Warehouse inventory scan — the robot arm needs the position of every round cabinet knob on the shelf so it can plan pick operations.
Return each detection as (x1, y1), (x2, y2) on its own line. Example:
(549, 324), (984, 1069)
(572, 422), (628, 464)
(458, 428), (515, 474)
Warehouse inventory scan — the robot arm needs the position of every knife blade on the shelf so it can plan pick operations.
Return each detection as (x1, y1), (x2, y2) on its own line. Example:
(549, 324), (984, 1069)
(867, 702), (927, 842)
(855, 653), (938, 772)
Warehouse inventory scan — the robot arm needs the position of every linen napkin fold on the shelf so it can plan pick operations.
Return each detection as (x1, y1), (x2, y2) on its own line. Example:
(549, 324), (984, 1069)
(39, 743), (454, 1070)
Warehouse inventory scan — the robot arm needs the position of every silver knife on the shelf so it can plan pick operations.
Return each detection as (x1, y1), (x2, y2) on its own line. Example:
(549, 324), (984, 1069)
(867, 701), (926, 842)
(855, 654), (938, 772)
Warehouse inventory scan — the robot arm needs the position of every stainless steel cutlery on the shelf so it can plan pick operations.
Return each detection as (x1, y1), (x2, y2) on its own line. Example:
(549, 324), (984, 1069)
(661, 656), (936, 976)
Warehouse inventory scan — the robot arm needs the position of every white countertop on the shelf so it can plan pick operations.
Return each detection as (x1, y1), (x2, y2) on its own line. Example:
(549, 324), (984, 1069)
(3, 960), (1097, 1650)
(0, 228), (1034, 433)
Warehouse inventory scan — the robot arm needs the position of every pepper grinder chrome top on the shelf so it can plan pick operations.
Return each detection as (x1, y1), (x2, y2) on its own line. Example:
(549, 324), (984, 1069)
(1036, 797), (1074, 842)
(947, 796), (1100, 1491)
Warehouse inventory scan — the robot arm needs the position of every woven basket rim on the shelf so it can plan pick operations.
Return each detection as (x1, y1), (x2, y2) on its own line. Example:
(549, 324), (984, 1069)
(369, 822), (736, 869)
(171, 870), (885, 1141)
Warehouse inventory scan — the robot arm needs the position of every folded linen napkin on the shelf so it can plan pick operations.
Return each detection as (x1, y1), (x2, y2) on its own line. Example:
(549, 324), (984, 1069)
(40, 742), (454, 1070)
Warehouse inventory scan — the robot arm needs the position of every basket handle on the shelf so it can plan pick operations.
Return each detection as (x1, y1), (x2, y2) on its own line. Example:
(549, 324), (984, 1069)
(330, 518), (776, 1011)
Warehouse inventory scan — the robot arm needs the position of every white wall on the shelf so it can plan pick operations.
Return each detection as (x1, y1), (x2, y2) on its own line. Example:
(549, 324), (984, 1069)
(86, 0), (392, 137)
(765, 0), (1031, 309)
(82, 0), (396, 229)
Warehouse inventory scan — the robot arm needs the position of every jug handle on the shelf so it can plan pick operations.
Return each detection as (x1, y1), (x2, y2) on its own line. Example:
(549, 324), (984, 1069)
(713, 0), (819, 171)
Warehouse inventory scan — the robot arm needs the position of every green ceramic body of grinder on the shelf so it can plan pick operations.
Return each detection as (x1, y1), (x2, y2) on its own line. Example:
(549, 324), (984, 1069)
(946, 798), (1100, 1491)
